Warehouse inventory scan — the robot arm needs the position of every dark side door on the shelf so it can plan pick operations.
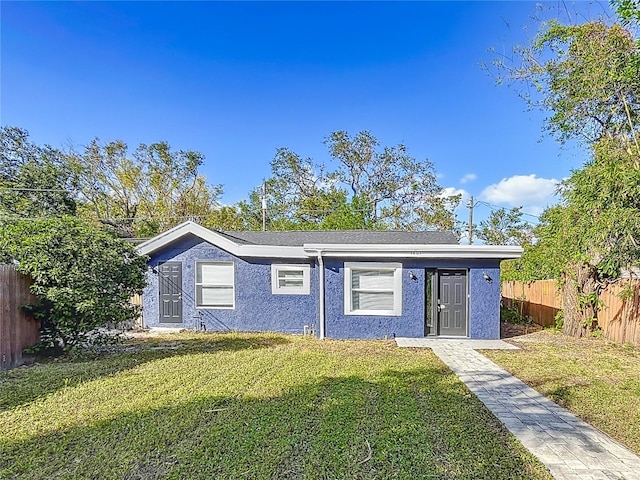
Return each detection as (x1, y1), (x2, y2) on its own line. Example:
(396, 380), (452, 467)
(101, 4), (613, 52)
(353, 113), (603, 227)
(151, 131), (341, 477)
(437, 269), (467, 336)
(158, 262), (183, 324)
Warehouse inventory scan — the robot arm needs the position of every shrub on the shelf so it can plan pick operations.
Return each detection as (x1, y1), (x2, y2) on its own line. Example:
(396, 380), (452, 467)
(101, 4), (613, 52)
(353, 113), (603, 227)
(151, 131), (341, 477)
(500, 303), (533, 325)
(0, 217), (147, 352)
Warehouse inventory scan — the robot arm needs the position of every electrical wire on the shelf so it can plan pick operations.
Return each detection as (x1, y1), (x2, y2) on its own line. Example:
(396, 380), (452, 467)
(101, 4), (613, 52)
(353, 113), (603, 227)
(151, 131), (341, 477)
(0, 187), (71, 192)
(474, 200), (540, 221)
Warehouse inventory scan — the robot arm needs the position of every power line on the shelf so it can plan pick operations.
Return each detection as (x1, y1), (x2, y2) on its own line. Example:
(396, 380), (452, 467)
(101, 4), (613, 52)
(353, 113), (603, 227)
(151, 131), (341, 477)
(1, 203), (542, 224)
(475, 200), (541, 220)
(466, 197), (540, 244)
(5, 199), (544, 230)
(0, 187), (71, 193)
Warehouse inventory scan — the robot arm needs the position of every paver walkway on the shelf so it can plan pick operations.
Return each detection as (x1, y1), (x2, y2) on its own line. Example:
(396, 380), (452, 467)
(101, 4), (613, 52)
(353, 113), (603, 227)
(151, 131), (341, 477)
(396, 338), (640, 480)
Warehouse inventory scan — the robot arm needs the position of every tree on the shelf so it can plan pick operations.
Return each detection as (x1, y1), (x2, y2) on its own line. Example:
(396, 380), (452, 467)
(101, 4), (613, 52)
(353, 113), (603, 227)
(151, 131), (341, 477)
(495, 5), (640, 337)
(500, 207), (574, 283)
(0, 126), (78, 218)
(73, 139), (223, 237)
(325, 131), (459, 231)
(0, 217), (148, 352)
(617, 0), (640, 24)
(551, 141), (640, 335)
(202, 205), (246, 231)
(239, 131), (460, 232)
(494, 13), (640, 144)
(477, 207), (533, 246)
(74, 139), (143, 234)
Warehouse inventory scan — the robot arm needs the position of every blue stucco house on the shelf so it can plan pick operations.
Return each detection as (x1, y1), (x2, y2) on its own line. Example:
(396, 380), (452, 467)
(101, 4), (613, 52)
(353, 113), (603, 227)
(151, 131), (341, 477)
(137, 221), (522, 339)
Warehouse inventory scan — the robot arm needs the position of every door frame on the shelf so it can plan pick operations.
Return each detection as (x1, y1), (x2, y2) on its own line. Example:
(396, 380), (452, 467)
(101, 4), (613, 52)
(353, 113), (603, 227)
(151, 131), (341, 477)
(424, 268), (469, 337)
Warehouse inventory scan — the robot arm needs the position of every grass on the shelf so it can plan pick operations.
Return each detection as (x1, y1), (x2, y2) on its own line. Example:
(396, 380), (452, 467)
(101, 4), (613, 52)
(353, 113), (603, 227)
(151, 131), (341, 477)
(485, 329), (640, 455)
(1, 332), (552, 480)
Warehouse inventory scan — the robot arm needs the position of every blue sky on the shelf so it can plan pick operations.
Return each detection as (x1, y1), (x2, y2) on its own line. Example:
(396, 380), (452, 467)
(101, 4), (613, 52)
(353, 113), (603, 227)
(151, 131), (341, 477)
(2, 1), (606, 229)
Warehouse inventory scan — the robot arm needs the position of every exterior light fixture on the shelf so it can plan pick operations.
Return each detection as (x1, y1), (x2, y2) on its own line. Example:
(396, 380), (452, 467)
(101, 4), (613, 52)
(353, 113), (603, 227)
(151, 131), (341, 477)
(483, 271), (492, 282)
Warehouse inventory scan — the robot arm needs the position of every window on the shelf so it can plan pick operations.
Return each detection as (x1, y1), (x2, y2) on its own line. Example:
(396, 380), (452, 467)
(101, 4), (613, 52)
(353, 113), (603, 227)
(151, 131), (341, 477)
(195, 262), (234, 308)
(425, 269), (436, 335)
(271, 264), (311, 295)
(344, 262), (402, 316)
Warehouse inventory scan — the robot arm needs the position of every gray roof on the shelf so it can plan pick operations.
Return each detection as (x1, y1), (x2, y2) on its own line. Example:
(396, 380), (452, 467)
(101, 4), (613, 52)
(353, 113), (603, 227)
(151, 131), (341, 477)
(218, 230), (458, 246)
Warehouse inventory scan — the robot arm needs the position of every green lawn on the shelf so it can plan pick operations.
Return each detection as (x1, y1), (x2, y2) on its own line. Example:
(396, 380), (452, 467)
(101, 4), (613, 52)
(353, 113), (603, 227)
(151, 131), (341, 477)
(485, 330), (640, 455)
(0, 332), (551, 480)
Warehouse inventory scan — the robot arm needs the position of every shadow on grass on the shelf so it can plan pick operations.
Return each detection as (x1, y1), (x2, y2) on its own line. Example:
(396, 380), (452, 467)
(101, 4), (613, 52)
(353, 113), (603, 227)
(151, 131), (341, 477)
(1, 368), (552, 480)
(527, 377), (595, 409)
(544, 384), (576, 408)
(0, 333), (291, 412)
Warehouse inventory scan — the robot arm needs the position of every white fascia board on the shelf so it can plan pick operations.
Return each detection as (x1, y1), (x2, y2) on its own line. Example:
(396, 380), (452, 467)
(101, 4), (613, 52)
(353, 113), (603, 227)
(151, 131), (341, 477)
(236, 245), (308, 258)
(136, 221), (240, 256)
(137, 222), (522, 260)
(303, 244), (523, 259)
(137, 221), (225, 256)
(137, 221), (307, 259)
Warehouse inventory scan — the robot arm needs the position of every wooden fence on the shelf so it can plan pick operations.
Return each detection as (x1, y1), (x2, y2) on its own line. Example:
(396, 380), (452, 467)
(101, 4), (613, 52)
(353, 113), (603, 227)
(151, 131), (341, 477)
(596, 282), (640, 346)
(131, 294), (143, 328)
(91, 293), (143, 330)
(501, 280), (562, 328)
(121, 294), (143, 330)
(502, 279), (640, 346)
(0, 265), (40, 370)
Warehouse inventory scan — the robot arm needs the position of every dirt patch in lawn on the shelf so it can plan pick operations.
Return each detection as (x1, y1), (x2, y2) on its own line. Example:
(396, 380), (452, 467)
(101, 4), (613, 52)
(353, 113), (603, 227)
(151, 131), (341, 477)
(500, 321), (544, 339)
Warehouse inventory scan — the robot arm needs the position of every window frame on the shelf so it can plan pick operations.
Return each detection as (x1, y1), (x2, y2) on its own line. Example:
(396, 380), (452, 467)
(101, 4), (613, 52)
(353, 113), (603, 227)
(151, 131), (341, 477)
(271, 264), (311, 295)
(343, 262), (403, 316)
(195, 261), (235, 309)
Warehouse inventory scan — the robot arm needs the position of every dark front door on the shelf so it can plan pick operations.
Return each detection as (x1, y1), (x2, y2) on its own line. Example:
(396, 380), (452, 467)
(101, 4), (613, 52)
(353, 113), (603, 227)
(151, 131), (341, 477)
(158, 262), (183, 324)
(437, 269), (467, 336)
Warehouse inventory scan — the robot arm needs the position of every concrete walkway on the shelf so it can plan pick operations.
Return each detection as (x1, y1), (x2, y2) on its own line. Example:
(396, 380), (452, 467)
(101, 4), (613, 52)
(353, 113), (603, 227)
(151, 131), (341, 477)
(396, 338), (640, 480)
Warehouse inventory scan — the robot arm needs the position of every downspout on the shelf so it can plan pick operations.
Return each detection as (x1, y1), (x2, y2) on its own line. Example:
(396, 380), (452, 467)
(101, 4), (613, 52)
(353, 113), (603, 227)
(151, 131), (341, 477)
(317, 250), (325, 339)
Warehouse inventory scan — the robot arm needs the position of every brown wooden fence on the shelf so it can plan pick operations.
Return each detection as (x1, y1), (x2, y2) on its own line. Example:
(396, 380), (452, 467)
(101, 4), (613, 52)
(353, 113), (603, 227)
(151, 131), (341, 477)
(127, 293), (143, 329)
(596, 282), (640, 346)
(0, 265), (40, 370)
(502, 279), (640, 346)
(501, 280), (562, 328)
(94, 294), (143, 330)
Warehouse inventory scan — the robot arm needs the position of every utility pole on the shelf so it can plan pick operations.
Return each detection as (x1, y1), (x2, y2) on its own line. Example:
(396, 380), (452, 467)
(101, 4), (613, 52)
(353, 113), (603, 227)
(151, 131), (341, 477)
(467, 195), (474, 245)
(261, 182), (267, 231)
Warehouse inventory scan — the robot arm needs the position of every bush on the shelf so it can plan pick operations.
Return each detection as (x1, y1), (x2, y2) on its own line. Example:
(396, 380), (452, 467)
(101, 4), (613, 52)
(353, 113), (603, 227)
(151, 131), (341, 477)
(500, 303), (533, 325)
(0, 217), (147, 353)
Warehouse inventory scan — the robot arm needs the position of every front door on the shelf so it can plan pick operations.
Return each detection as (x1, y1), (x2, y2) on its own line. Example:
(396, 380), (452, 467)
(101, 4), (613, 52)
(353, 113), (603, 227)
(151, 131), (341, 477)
(158, 262), (183, 324)
(437, 269), (467, 336)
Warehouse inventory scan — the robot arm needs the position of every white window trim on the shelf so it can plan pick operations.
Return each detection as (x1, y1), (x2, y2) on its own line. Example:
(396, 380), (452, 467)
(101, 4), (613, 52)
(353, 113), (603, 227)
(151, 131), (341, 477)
(195, 261), (235, 309)
(344, 262), (402, 316)
(271, 264), (311, 295)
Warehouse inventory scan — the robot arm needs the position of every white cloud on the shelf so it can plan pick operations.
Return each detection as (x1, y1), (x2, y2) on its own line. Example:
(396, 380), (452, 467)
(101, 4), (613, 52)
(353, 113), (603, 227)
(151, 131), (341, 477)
(460, 173), (477, 184)
(440, 187), (469, 220)
(439, 186), (468, 199)
(480, 174), (558, 207)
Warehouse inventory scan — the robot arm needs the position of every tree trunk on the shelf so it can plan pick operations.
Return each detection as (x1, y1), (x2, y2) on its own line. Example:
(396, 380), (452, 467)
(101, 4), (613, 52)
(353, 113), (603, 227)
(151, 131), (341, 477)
(561, 263), (600, 337)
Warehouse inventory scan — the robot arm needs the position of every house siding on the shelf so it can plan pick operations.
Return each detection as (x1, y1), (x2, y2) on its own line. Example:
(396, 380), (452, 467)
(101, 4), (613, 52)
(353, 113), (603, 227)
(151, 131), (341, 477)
(141, 235), (502, 340)
(323, 259), (501, 340)
(468, 265), (501, 339)
(143, 235), (319, 335)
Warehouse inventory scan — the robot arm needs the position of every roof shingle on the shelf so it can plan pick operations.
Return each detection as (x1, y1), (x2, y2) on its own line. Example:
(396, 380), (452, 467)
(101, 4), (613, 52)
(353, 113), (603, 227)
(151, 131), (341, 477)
(218, 230), (458, 246)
